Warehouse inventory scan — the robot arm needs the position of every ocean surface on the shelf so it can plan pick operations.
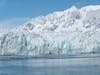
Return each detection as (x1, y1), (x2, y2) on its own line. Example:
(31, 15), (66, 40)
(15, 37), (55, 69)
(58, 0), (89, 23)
(0, 56), (100, 75)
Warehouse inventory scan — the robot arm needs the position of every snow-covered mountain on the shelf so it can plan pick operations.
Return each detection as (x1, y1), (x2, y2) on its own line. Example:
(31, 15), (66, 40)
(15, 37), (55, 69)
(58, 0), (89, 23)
(0, 5), (100, 56)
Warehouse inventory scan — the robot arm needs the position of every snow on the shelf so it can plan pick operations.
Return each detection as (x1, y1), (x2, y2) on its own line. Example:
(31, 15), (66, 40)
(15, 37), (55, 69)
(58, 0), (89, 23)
(0, 5), (100, 56)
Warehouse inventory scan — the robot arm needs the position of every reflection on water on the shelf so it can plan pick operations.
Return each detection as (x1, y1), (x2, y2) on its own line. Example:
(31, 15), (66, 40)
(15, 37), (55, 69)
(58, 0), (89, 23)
(0, 57), (100, 75)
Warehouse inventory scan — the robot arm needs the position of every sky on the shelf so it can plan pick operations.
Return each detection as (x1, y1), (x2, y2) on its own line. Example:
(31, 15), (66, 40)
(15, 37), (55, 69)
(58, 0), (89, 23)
(0, 0), (100, 29)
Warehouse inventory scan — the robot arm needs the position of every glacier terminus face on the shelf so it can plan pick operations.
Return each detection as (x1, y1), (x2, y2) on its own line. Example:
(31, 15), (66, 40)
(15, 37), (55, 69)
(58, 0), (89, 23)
(0, 5), (100, 56)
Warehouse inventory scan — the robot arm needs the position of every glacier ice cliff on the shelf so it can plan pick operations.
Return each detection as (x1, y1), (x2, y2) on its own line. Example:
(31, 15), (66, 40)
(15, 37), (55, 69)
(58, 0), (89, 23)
(0, 5), (100, 56)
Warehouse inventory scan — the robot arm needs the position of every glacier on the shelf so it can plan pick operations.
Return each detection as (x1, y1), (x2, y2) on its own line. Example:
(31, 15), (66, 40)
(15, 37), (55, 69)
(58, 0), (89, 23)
(0, 5), (100, 56)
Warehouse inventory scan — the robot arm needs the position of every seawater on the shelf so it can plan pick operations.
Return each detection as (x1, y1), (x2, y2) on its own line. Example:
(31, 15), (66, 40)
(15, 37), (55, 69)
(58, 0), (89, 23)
(0, 57), (100, 75)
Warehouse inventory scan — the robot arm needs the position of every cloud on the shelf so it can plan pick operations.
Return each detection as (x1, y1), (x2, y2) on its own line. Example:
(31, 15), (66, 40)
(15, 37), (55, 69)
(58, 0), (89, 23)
(0, 17), (29, 29)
